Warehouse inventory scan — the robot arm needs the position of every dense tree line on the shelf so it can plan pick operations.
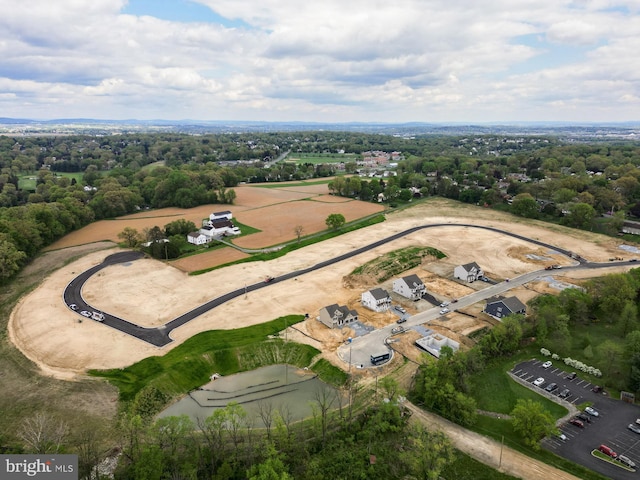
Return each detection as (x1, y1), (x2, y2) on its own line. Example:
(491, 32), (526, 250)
(529, 268), (640, 393)
(2, 131), (640, 282)
(411, 316), (525, 427)
(6, 388), (455, 479)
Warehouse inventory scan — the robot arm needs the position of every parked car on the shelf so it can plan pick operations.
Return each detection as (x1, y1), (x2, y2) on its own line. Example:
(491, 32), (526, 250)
(566, 372), (577, 380)
(395, 306), (406, 313)
(80, 310), (91, 318)
(557, 432), (567, 441)
(577, 413), (591, 423)
(558, 388), (571, 399)
(628, 423), (640, 434)
(396, 317), (407, 324)
(592, 385), (604, 393)
(585, 406), (599, 417)
(391, 326), (405, 335)
(545, 382), (558, 392)
(569, 419), (584, 428)
(533, 377), (545, 387)
(439, 301), (449, 308)
(69, 303), (78, 310)
(618, 455), (636, 468)
(598, 444), (617, 458)
(439, 308), (450, 315)
(542, 360), (552, 369)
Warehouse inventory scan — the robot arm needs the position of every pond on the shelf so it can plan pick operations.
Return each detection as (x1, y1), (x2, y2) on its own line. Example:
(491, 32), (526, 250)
(158, 364), (346, 427)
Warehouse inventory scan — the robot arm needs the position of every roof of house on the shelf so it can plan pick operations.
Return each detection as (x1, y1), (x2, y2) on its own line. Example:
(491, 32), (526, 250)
(368, 287), (390, 300)
(323, 304), (357, 318)
(460, 261), (482, 271)
(400, 274), (424, 287)
(212, 210), (232, 216)
(486, 295), (526, 313)
(188, 231), (204, 239)
(210, 219), (234, 228)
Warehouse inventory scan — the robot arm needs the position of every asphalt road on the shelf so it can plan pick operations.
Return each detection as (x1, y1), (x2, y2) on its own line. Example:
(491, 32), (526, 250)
(63, 224), (638, 347)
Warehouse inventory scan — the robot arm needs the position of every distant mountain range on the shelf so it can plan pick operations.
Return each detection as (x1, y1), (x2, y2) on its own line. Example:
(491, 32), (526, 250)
(1, 117), (639, 139)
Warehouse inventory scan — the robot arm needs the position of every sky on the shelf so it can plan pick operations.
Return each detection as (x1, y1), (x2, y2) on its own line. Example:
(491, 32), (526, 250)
(0, 0), (639, 123)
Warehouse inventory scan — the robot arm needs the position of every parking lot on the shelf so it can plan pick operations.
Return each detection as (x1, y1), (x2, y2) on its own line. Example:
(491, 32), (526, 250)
(513, 359), (640, 479)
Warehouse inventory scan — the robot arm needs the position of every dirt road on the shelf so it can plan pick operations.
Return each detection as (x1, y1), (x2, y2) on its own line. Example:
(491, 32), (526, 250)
(405, 401), (581, 480)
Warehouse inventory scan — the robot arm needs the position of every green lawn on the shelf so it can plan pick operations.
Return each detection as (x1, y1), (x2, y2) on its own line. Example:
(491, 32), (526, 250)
(441, 450), (518, 480)
(18, 171), (84, 191)
(91, 315), (326, 401)
(469, 356), (567, 418)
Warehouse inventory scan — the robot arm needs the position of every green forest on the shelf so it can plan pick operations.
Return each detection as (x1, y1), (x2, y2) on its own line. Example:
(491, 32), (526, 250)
(2, 131), (640, 479)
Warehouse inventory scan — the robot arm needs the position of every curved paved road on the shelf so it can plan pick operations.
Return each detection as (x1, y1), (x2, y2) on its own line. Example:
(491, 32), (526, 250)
(63, 223), (637, 347)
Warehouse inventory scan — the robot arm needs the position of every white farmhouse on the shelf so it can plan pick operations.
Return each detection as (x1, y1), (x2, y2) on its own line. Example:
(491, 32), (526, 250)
(187, 232), (208, 246)
(392, 274), (426, 300)
(188, 211), (241, 244)
(454, 262), (484, 282)
(361, 288), (391, 312)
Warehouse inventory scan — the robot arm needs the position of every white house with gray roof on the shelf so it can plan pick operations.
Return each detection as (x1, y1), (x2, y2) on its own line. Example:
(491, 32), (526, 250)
(454, 262), (484, 282)
(393, 274), (426, 300)
(318, 304), (359, 329)
(361, 288), (391, 312)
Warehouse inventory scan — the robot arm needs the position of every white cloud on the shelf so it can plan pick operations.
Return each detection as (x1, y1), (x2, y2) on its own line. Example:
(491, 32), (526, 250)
(0, 0), (637, 121)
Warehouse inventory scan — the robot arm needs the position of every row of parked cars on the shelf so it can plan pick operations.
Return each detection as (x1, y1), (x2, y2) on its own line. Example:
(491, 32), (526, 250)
(568, 406), (599, 429)
(597, 444), (636, 468)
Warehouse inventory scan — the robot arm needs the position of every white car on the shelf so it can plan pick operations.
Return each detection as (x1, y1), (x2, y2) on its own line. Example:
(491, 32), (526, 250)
(533, 377), (545, 387)
(585, 406), (599, 417)
(557, 433), (567, 441)
(395, 306), (406, 313)
(69, 304), (78, 311)
(80, 310), (91, 318)
(439, 308), (450, 315)
(440, 301), (450, 307)
(542, 360), (552, 369)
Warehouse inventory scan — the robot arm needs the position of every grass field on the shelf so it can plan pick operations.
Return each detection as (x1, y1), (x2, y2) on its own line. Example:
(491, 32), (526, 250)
(469, 355), (568, 418)
(18, 171), (84, 191)
(442, 451), (518, 480)
(90, 315), (349, 402)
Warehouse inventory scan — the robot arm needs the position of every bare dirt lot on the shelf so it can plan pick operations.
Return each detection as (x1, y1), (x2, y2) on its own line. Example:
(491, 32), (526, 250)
(10, 196), (639, 380)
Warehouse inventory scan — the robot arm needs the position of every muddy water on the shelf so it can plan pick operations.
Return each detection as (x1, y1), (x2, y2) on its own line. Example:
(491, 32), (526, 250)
(158, 364), (345, 427)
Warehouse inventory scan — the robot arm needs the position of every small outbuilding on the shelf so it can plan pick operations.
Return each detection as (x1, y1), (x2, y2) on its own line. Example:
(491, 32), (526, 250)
(392, 274), (426, 300)
(318, 304), (358, 329)
(361, 288), (392, 312)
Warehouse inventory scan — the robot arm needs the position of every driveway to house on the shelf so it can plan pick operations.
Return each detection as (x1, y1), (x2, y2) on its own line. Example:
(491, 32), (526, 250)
(63, 224), (633, 347)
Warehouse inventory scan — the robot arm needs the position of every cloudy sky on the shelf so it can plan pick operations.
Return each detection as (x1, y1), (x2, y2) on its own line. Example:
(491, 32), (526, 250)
(0, 0), (638, 123)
